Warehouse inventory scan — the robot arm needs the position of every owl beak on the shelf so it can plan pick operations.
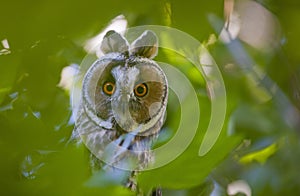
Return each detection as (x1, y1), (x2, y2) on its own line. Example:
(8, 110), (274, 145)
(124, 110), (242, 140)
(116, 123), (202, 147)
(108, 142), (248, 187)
(111, 93), (135, 131)
(119, 94), (130, 113)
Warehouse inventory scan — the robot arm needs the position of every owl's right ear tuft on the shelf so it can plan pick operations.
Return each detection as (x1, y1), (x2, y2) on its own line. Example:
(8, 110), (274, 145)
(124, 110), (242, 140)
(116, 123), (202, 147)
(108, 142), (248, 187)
(100, 30), (129, 54)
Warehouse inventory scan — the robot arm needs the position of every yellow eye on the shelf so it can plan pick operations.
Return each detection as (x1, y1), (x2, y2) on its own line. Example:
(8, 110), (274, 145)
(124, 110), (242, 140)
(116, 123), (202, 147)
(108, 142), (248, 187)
(103, 82), (115, 95)
(134, 83), (148, 97)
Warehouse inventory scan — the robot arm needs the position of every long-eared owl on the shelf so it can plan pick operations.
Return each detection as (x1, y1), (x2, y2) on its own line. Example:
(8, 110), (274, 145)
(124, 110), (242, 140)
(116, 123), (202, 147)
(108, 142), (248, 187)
(73, 30), (168, 183)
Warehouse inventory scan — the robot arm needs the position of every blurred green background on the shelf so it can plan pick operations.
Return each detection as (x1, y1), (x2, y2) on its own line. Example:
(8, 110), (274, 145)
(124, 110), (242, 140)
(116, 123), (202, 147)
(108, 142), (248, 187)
(1, 0), (300, 195)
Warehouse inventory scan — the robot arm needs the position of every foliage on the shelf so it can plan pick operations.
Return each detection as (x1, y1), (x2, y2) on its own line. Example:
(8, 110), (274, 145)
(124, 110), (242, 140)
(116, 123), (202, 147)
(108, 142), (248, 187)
(1, 0), (300, 195)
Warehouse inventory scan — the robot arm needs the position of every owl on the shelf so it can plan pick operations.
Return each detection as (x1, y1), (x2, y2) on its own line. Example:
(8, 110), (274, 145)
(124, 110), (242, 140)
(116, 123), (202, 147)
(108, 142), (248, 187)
(73, 30), (168, 192)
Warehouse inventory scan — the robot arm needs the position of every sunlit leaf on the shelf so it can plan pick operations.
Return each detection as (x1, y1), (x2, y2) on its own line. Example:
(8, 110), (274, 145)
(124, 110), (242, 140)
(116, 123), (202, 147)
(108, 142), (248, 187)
(239, 143), (278, 165)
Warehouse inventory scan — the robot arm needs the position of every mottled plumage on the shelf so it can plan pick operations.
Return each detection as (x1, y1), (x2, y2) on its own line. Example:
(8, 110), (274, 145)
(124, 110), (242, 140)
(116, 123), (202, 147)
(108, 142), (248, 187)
(73, 30), (168, 193)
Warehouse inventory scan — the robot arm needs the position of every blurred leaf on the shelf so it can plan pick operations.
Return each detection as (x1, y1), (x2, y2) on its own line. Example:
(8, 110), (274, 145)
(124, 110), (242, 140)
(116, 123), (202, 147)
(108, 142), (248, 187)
(17, 145), (133, 196)
(138, 100), (242, 190)
(0, 0), (165, 50)
(239, 143), (278, 164)
(170, 0), (223, 41)
(0, 54), (19, 104)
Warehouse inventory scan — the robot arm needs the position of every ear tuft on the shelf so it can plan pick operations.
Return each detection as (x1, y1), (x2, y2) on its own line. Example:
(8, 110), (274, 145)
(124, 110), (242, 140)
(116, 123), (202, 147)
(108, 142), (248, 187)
(130, 30), (158, 59)
(100, 30), (129, 54)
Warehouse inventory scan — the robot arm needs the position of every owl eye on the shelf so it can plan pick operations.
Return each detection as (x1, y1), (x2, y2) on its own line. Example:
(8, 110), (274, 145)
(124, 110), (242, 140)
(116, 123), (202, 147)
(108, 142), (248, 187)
(103, 82), (115, 95)
(134, 83), (148, 97)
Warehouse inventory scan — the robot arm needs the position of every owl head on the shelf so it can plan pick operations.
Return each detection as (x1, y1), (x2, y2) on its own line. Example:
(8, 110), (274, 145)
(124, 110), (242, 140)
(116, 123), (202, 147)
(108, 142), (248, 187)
(81, 30), (168, 137)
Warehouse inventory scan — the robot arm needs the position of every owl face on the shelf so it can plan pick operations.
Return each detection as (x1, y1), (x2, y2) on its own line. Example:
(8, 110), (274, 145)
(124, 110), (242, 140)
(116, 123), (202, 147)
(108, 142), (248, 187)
(94, 56), (167, 135)
(80, 30), (168, 141)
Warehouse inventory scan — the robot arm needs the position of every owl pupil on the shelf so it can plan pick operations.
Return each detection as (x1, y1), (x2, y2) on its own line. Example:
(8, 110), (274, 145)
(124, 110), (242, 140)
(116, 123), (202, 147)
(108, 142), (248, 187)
(106, 85), (113, 91)
(137, 86), (144, 93)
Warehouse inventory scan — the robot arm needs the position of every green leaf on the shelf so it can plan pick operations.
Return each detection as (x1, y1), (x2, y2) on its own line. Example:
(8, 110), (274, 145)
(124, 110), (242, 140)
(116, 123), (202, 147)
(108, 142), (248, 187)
(138, 93), (242, 190)
(0, 54), (19, 104)
(239, 143), (278, 164)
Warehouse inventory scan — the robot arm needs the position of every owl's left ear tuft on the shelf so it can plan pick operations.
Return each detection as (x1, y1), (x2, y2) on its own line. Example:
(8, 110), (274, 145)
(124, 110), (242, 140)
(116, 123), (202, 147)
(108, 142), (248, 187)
(131, 30), (158, 59)
(101, 30), (129, 54)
